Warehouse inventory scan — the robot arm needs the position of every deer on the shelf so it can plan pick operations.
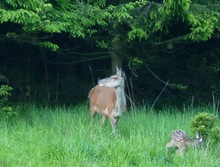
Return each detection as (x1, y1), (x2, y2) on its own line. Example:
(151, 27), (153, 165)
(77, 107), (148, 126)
(166, 129), (204, 155)
(88, 67), (126, 135)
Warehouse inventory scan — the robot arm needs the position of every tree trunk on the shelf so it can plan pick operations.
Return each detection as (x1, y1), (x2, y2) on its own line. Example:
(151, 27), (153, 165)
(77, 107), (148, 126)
(111, 39), (122, 72)
(111, 50), (121, 72)
(25, 53), (31, 99)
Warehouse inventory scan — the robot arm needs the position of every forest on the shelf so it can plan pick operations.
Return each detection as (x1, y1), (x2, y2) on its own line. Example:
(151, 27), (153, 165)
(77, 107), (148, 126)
(1, 1), (220, 166)
(0, 0), (220, 107)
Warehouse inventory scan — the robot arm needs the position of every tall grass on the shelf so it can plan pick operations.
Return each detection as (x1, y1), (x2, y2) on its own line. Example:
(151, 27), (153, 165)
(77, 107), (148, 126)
(0, 104), (219, 167)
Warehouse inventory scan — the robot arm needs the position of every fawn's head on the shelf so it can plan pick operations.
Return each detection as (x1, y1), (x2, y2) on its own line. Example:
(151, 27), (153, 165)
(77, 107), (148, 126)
(195, 132), (204, 148)
(98, 67), (124, 88)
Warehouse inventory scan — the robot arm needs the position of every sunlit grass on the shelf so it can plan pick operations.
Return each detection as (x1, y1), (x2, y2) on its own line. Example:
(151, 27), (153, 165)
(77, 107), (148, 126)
(0, 104), (219, 166)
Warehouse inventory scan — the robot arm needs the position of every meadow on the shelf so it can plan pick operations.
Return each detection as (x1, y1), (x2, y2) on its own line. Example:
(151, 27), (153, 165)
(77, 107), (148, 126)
(0, 104), (219, 167)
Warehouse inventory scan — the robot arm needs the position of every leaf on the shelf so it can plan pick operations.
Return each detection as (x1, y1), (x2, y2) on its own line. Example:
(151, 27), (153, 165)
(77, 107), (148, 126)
(39, 41), (59, 52)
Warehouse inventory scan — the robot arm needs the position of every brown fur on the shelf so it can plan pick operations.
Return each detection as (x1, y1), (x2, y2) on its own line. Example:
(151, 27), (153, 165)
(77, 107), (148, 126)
(89, 85), (117, 115)
(89, 85), (122, 135)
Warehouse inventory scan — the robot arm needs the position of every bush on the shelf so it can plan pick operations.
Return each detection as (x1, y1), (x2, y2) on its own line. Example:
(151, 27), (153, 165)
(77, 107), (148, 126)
(190, 112), (220, 146)
(0, 84), (15, 118)
(190, 112), (217, 138)
(209, 126), (220, 145)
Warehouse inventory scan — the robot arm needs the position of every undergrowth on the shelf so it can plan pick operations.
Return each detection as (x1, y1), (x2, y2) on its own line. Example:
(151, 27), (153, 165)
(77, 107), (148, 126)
(0, 104), (219, 167)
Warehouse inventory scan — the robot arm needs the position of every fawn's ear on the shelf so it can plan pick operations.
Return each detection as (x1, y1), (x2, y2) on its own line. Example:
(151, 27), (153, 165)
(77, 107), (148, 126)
(196, 132), (200, 139)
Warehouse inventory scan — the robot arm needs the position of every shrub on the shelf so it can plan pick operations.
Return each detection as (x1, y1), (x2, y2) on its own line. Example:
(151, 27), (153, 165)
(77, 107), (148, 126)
(190, 112), (220, 147)
(209, 126), (220, 145)
(0, 84), (15, 118)
(190, 112), (217, 138)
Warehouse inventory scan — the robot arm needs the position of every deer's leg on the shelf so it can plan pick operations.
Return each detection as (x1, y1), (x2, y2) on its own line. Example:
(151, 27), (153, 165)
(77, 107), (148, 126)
(166, 140), (175, 149)
(174, 144), (187, 156)
(166, 140), (178, 154)
(90, 108), (96, 122)
(101, 115), (107, 125)
(176, 148), (184, 156)
(110, 116), (119, 135)
(90, 107), (95, 116)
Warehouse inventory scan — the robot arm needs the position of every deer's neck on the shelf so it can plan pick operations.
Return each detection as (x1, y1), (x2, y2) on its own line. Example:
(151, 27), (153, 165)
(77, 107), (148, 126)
(115, 84), (126, 113)
(185, 139), (200, 147)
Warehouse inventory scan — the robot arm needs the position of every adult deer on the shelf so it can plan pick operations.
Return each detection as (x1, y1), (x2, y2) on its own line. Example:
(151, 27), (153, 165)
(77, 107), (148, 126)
(88, 67), (126, 135)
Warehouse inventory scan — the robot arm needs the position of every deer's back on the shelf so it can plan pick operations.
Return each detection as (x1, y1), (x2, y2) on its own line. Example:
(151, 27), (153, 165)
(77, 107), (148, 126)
(89, 85), (117, 112)
(172, 130), (201, 147)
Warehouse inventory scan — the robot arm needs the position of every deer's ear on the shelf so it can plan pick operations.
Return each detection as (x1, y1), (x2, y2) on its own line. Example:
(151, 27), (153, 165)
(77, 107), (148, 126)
(116, 66), (122, 76)
(195, 132), (200, 139)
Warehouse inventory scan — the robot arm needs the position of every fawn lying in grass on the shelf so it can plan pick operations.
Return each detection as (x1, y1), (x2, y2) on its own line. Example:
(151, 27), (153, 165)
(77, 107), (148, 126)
(166, 129), (204, 155)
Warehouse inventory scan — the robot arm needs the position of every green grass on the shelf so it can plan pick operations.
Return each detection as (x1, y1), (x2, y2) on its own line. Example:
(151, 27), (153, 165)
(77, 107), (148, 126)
(0, 104), (219, 167)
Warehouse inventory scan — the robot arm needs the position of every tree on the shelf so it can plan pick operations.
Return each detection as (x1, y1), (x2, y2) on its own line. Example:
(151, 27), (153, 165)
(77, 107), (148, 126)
(101, 0), (220, 105)
(0, 0), (220, 105)
(0, 0), (113, 104)
(0, 0), (113, 49)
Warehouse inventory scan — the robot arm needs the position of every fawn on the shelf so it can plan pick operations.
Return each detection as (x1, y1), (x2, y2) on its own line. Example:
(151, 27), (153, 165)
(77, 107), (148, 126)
(166, 129), (204, 155)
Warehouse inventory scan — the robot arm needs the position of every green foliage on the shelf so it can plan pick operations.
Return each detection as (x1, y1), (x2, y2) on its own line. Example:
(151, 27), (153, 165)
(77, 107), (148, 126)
(132, 57), (144, 65)
(128, 28), (147, 41)
(96, 40), (109, 49)
(190, 112), (218, 140)
(39, 41), (59, 52)
(103, 0), (219, 43)
(107, 0), (149, 40)
(155, 0), (191, 31)
(0, 105), (219, 166)
(1, 106), (14, 117)
(169, 83), (188, 90)
(130, 57), (144, 71)
(0, 0), (112, 51)
(0, 9), (40, 24)
(145, 0), (220, 42)
(87, 0), (106, 7)
(0, 0), (220, 105)
(0, 85), (12, 104)
(0, 85), (15, 118)
(186, 3), (220, 41)
(209, 126), (220, 145)
(5, 0), (42, 9)
(1, 0), (219, 49)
